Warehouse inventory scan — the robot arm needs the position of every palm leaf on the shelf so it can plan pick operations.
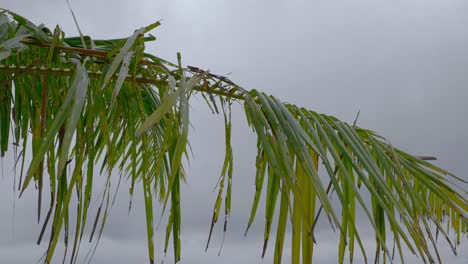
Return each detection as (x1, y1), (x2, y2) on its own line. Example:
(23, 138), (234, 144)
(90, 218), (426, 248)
(0, 10), (466, 264)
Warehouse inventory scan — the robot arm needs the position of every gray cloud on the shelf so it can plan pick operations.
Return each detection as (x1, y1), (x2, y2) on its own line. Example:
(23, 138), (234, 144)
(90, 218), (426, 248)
(1, 0), (467, 263)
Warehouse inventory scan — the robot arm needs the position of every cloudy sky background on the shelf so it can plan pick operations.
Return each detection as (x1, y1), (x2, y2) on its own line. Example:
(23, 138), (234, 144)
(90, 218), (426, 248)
(1, 0), (467, 263)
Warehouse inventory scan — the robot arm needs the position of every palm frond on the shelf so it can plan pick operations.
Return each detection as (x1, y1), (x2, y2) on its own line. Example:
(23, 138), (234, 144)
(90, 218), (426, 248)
(0, 10), (466, 264)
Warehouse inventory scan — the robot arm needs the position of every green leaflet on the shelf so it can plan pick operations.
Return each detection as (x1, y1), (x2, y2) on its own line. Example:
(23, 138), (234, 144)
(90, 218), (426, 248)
(206, 98), (233, 252)
(5, 9), (50, 43)
(274, 183), (289, 264)
(171, 169), (181, 262)
(263, 162), (280, 258)
(164, 211), (173, 254)
(143, 175), (155, 264)
(101, 27), (144, 90)
(110, 50), (134, 108)
(57, 62), (89, 178)
(21, 62), (89, 195)
(291, 158), (301, 264)
(136, 76), (178, 137)
(0, 33), (31, 61)
(0, 74), (11, 156)
(245, 142), (267, 236)
(299, 154), (317, 264)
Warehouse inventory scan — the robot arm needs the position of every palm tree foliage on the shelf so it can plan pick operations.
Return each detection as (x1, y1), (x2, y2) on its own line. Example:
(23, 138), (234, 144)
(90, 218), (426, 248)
(0, 9), (466, 264)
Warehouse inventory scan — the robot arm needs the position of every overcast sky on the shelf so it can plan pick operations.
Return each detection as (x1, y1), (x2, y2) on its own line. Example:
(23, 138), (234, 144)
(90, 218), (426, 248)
(1, 0), (467, 263)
